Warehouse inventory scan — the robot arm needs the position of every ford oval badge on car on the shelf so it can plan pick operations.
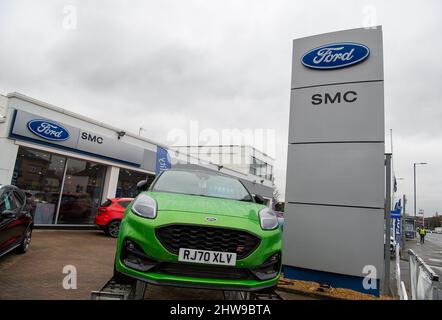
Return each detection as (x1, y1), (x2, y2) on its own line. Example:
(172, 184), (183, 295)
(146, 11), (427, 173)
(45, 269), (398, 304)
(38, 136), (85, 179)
(206, 217), (217, 222)
(27, 119), (70, 141)
(301, 42), (370, 70)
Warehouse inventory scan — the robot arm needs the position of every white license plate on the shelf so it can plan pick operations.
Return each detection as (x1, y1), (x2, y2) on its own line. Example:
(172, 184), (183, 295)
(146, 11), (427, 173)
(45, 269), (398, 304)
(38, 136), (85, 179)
(178, 248), (237, 266)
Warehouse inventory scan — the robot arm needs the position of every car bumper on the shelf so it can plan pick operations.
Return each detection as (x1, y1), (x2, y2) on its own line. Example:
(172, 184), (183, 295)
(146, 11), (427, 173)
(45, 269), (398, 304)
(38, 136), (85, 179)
(94, 214), (110, 227)
(115, 210), (282, 291)
(116, 262), (280, 291)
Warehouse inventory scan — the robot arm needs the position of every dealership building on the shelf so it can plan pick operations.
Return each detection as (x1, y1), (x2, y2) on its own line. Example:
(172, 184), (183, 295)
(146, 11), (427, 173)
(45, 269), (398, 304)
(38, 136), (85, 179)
(0, 92), (275, 227)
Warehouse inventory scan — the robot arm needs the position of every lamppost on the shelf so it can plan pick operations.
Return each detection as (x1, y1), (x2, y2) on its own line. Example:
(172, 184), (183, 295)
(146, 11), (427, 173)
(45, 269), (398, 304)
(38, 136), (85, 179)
(413, 162), (427, 217)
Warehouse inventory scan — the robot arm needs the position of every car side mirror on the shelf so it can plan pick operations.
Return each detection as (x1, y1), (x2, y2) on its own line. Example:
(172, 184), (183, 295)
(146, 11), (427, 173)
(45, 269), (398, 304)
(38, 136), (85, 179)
(254, 195), (265, 205)
(1, 210), (16, 218)
(136, 180), (149, 191)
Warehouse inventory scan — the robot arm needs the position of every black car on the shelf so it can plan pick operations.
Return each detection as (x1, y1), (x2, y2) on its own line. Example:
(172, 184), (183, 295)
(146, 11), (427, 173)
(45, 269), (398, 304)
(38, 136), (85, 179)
(0, 185), (33, 257)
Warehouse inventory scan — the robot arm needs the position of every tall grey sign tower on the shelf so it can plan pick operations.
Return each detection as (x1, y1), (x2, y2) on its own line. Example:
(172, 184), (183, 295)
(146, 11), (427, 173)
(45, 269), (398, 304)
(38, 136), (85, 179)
(283, 27), (385, 295)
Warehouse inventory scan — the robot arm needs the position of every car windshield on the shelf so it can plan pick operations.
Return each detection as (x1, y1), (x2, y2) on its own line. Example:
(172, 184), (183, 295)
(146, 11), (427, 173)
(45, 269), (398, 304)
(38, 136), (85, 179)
(151, 170), (253, 202)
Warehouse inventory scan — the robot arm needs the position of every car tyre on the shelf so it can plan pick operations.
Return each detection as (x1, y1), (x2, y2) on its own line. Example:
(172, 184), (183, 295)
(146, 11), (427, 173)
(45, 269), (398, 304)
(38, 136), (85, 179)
(16, 227), (32, 254)
(106, 220), (121, 238)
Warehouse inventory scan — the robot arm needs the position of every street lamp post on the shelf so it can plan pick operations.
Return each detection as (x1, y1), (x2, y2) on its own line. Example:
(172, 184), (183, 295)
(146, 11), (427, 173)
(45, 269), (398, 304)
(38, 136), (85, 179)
(413, 162), (427, 218)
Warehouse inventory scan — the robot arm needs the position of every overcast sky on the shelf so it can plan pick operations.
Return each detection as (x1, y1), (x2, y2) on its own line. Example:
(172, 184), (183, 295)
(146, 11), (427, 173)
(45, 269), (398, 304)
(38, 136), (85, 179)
(0, 0), (441, 216)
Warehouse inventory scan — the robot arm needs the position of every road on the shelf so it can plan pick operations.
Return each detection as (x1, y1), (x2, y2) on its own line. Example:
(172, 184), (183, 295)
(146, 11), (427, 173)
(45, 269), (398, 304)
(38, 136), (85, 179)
(410, 233), (442, 278)
(398, 232), (442, 297)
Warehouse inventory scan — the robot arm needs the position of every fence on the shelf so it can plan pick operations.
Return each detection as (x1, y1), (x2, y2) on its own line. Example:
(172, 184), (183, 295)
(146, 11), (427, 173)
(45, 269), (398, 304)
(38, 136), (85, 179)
(408, 249), (441, 300)
(394, 244), (408, 300)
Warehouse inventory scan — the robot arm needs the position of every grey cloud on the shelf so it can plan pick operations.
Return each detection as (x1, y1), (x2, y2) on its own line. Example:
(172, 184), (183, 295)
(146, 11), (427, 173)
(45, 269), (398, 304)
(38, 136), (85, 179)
(0, 0), (441, 215)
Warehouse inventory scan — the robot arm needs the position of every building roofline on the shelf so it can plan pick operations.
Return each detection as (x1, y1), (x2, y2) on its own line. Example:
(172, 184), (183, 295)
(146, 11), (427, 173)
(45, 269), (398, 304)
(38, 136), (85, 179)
(6, 91), (171, 150)
(171, 144), (275, 160)
(5, 92), (274, 186)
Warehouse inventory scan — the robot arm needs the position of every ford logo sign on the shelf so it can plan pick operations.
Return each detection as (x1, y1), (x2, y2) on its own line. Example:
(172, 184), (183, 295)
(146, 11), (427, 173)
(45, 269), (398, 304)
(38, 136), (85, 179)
(206, 217), (217, 222)
(27, 119), (70, 141)
(301, 42), (370, 70)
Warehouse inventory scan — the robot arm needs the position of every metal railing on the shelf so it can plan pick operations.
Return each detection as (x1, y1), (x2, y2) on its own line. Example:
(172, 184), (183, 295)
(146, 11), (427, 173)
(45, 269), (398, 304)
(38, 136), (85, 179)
(394, 244), (408, 299)
(408, 249), (441, 300)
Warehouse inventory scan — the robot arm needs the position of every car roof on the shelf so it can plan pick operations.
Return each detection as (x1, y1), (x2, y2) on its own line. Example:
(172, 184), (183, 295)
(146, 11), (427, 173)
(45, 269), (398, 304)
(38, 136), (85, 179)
(113, 197), (134, 201)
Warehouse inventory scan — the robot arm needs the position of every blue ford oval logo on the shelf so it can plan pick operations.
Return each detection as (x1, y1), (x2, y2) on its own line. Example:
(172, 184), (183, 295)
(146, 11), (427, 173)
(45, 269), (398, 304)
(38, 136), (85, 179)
(301, 42), (370, 70)
(27, 119), (70, 141)
(206, 217), (217, 222)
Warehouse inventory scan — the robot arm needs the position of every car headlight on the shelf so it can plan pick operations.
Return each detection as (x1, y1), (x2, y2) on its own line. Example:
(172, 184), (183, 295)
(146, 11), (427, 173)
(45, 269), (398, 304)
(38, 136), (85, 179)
(259, 207), (279, 230)
(131, 194), (157, 219)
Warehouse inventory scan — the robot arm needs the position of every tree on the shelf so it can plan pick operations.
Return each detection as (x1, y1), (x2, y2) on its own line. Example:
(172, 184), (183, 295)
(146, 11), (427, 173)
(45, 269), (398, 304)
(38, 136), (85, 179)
(424, 214), (442, 229)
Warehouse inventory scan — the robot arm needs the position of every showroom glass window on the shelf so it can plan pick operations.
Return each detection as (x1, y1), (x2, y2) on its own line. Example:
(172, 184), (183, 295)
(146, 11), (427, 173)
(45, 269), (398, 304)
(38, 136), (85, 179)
(116, 169), (154, 198)
(57, 159), (106, 225)
(12, 147), (66, 224)
(12, 146), (107, 225)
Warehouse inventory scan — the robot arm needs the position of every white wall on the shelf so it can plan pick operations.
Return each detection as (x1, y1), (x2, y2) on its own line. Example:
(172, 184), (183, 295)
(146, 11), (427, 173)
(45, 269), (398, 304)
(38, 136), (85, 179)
(0, 94), (7, 117)
(102, 166), (120, 202)
(0, 140), (19, 185)
(0, 103), (19, 185)
(7, 94), (158, 153)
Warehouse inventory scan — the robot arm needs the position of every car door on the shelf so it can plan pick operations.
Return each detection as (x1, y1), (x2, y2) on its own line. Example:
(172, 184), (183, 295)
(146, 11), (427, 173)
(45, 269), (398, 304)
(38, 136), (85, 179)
(0, 188), (20, 253)
(12, 190), (30, 242)
(0, 188), (9, 252)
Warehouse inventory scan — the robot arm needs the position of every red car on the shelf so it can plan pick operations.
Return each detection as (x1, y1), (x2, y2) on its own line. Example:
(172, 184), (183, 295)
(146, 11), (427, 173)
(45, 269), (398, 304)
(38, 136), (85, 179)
(95, 198), (133, 237)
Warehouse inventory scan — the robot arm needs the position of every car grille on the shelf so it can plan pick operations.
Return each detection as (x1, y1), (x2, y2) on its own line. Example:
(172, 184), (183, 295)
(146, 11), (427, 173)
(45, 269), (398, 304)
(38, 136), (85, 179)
(155, 224), (261, 259)
(153, 262), (254, 280)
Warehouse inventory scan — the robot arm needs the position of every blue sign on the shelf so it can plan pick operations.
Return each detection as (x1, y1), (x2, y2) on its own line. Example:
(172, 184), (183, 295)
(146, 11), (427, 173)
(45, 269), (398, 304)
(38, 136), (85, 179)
(393, 217), (401, 243)
(27, 119), (70, 141)
(301, 42), (370, 70)
(390, 209), (401, 219)
(391, 199), (402, 218)
(156, 146), (171, 175)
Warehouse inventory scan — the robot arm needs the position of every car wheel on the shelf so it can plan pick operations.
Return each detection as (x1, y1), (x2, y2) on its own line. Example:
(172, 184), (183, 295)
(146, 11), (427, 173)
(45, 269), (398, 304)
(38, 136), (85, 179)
(106, 220), (121, 238)
(16, 228), (32, 254)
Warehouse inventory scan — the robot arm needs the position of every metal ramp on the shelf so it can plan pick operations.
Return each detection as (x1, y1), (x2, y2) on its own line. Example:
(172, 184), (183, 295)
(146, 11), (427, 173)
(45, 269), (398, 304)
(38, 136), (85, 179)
(222, 290), (283, 300)
(91, 277), (283, 300)
(90, 277), (147, 300)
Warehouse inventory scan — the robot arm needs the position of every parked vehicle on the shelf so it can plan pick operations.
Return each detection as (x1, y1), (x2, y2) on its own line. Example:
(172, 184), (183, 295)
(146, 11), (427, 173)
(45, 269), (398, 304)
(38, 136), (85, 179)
(434, 227), (442, 234)
(390, 236), (396, 258)
(95, 198), (133, 237)
(0, 185), (33, 258)
(275, 211), (284, 230)
(114, 169), (282, 292)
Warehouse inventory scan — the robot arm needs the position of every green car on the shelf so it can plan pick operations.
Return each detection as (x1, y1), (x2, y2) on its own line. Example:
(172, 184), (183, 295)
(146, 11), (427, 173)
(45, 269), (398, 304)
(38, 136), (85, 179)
(114, 168), (282, 292)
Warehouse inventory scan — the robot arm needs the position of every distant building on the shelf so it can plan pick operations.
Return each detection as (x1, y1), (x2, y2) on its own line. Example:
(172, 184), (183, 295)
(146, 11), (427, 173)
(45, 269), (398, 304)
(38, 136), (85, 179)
(0, 92), (276, 226)
(171, 145), (275, 204)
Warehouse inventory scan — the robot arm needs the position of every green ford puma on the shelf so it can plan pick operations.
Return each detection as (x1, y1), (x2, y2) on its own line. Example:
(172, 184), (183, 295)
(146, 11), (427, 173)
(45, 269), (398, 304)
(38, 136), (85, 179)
(114, 168), (282, 292)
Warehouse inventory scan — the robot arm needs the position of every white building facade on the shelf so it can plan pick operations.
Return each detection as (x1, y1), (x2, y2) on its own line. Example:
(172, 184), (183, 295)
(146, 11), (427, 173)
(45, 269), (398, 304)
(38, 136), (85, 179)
(172, 145), (275, 205)
(0, 92), (275, 226)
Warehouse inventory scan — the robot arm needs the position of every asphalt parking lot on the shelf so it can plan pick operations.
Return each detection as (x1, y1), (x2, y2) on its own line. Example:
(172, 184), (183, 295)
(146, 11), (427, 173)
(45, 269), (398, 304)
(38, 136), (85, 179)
(0, 230), (307, 300)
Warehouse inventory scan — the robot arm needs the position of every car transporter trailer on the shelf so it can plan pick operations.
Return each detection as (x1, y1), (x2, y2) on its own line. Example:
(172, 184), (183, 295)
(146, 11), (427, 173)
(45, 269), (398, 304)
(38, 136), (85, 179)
(90, 276), (283, 300)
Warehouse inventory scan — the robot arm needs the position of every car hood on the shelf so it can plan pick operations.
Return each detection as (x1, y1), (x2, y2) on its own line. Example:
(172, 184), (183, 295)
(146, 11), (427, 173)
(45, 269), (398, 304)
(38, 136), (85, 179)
(147, 191), (263, 221)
